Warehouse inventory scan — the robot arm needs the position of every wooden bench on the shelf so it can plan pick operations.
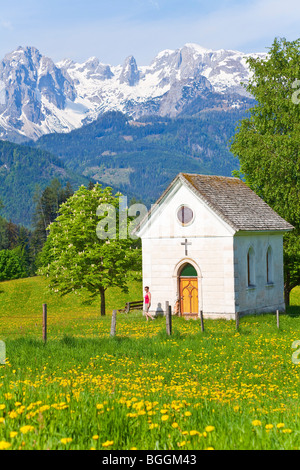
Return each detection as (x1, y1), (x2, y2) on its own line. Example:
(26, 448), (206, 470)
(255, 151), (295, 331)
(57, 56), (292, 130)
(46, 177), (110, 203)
(118, 300), (144, 313)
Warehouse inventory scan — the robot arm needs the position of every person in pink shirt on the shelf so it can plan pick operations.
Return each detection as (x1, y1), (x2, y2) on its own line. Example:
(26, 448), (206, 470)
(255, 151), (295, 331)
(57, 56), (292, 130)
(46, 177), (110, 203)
(143, 286), (154, 321)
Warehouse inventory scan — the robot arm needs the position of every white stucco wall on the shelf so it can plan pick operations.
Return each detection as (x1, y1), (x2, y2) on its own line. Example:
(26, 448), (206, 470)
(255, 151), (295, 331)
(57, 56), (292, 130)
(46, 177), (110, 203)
(233, 232), (285, 314)
(139, 182), (236, 319)
(142, 236), (236, 318)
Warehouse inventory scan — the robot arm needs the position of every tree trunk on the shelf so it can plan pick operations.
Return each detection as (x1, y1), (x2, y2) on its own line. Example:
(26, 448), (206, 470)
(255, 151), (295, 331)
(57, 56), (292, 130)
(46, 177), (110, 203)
(284, 270), (290, 310)
(284, 288), (290, 309)
(100, 287), (106, 316)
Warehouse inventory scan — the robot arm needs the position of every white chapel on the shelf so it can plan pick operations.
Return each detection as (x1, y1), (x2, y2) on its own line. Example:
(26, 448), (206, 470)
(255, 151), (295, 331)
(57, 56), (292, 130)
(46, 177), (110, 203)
(136, 173), (294, 320)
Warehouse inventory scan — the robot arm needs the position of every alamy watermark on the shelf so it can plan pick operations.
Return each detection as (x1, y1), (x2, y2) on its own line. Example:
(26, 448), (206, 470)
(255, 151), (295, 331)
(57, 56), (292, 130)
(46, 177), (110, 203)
(0, 340), (5, 365)
(95, 196), (185, 241)
(292, 340), (300, 365)
(291, 79), (300, 104)
(96, 196), (148, 240)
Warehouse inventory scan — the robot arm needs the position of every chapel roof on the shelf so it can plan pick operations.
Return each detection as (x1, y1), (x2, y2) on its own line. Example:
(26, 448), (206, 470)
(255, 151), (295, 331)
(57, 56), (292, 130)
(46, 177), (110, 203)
(179, 173), (294, 232)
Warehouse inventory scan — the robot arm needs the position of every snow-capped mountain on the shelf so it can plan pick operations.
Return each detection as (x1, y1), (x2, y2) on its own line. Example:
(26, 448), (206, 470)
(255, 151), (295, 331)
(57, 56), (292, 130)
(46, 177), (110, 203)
(0, 44), (265, 141)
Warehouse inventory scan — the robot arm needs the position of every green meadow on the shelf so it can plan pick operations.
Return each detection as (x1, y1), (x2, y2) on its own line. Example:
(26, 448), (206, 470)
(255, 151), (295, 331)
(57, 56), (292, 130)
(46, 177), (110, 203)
(0, 276), (300, 450)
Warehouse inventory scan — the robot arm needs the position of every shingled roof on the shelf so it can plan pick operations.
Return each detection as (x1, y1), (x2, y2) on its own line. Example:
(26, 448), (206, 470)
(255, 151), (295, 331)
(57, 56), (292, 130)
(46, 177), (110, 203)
(179, 173), (294, 232)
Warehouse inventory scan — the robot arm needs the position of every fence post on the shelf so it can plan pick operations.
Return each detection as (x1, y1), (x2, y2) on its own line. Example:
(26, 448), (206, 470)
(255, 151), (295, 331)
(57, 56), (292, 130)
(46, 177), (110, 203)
(166, 305), (172, 336)
(236, 311), (239, 331)
(165, 301), (169, 317)
(165, 301), (169, 334)
(276, 310), (280, 329)
(110, 310), (117, 337)
(43, 304), (47, 343)
(200, 310), (204, 332)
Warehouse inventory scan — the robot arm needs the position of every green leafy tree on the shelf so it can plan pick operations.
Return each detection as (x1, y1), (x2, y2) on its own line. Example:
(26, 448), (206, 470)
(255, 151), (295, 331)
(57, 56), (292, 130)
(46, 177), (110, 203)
(40, 184), (141, 316)
(230, 37), (300, 306)
(0, 247), (28, 281)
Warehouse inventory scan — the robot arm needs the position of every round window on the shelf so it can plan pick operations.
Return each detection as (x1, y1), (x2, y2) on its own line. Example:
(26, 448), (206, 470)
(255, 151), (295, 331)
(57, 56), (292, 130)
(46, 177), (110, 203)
(177, 205), (194, 226)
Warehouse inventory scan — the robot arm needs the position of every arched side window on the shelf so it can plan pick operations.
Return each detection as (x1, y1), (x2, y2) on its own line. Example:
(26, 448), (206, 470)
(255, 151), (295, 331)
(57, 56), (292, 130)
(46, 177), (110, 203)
(266, 245), (273, 284)
(247, 246), (255, 287)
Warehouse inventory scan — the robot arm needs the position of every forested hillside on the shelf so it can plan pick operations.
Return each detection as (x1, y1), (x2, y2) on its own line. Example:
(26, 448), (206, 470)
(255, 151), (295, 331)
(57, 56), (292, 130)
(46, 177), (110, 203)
(0, 141), (90, 226)
(34, 109), (245, 206)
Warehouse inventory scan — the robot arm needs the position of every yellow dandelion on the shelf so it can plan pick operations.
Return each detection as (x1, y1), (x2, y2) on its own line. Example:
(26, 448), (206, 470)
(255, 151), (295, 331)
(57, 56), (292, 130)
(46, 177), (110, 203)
(8, 411), (18, 419)
(190, 430), (200, 436)
(20, 425), (35, 434)
(206, 447), (214, 450)
(61, 437), (73, 445)
(0, 441), (11, 450)
(172, 422), (179, 428)
(177, 441), (186, 447)
(205, 426), (215, 433)
(92, 435), (99, 440)
(252, 420), (262, 426)
(0, 417), (5, 424)
(161, 415), (169, 421)
(282, 429), (292, 433)
(276, 423), (285, 429)
(149, 423), (158, 429)
(16, 406), (25, 415)
(0, 404), (5, 410)
(265, 424), (273, 430)
(39, 405), (50, 413)
(10, 432), (18, 438)
(184, 411), (192, 417)
(102, 440), (114, 447)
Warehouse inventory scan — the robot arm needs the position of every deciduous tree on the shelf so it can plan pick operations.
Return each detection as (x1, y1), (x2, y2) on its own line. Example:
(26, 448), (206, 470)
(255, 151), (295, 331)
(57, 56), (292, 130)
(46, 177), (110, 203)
(230, 37), (300, 306)
(40, 184), (141, 316)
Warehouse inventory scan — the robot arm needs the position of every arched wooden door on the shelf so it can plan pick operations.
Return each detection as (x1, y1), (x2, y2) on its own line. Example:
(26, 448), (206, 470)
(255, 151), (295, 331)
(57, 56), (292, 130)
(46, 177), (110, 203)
(179, 264), (198, 317)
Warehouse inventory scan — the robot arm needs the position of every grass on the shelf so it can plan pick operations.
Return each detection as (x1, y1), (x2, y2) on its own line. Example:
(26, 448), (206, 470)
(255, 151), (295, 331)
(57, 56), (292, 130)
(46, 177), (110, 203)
(0, 278), (300, 450)
(0, 276), (142, 339)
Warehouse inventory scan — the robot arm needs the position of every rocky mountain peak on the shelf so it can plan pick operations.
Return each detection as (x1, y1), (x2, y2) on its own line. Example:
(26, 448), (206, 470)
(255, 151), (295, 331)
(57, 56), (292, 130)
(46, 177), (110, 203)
(119, 55), (140, 86)
(0, 43), (265, 141)
(9, 46), (42, 63)
(0, 46), (76, 139)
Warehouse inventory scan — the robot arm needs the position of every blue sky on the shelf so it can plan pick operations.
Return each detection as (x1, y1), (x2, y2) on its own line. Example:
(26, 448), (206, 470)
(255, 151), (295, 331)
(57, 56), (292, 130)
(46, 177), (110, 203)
(0, 0), (300, 64)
